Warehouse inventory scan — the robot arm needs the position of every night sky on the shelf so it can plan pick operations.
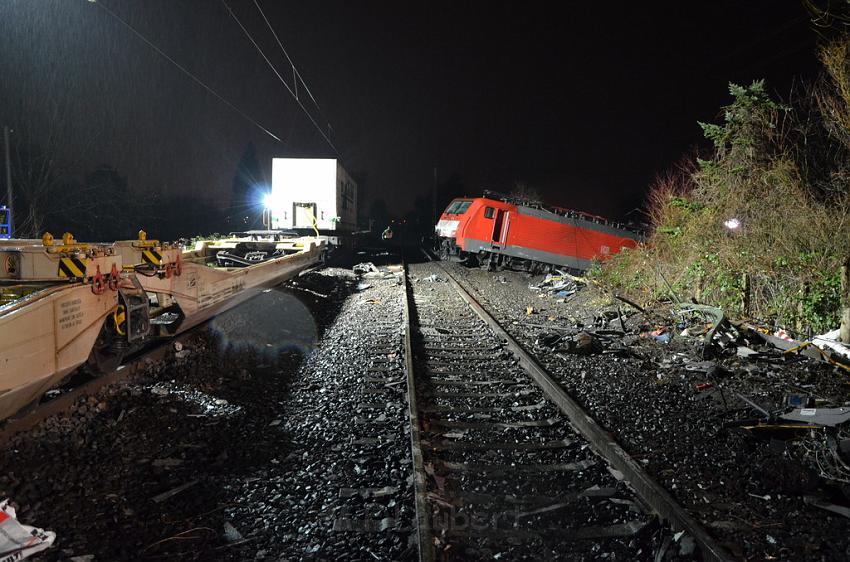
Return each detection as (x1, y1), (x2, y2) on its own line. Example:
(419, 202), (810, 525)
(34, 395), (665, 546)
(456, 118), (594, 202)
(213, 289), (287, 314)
(0, 1), (819, 225)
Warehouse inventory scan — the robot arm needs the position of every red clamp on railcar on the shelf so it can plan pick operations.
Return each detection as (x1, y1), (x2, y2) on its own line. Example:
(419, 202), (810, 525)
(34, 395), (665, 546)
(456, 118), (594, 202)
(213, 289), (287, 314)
(435, 191), (642, 272)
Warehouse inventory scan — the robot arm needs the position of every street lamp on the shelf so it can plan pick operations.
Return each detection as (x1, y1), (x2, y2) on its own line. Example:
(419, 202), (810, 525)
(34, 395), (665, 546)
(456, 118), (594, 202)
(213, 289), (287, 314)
(723, 218), (741, 231)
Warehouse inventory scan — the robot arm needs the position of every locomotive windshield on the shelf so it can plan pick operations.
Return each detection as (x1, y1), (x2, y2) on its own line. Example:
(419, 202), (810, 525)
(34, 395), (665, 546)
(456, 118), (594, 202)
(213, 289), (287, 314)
(445, 200), (472, 215)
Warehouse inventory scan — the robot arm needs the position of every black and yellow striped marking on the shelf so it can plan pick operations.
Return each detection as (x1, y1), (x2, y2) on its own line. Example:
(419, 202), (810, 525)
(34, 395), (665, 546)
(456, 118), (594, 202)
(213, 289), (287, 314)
(142, 249), (163, 266)
(58, 257), (87, 278)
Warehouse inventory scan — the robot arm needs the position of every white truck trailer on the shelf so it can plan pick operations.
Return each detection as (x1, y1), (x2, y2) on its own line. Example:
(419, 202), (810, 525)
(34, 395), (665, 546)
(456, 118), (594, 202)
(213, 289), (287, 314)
(267, 158), (357, 233)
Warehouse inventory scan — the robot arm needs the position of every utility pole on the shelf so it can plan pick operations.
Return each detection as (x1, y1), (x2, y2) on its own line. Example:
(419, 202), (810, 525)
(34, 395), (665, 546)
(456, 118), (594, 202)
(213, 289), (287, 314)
(432, 167), (437, 223)
(841, 256), (850, 344)
(3, 126), (12, 236)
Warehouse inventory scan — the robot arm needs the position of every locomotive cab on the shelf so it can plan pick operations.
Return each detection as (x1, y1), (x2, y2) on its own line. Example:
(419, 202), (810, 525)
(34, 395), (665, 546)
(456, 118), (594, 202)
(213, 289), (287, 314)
(435, 199), (473, 259)
(435, 199), (472, 238)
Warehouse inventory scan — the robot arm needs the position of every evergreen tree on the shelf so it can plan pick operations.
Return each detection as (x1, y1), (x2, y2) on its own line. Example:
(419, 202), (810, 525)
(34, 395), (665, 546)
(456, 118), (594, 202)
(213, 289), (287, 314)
(227, 142), (264, 230)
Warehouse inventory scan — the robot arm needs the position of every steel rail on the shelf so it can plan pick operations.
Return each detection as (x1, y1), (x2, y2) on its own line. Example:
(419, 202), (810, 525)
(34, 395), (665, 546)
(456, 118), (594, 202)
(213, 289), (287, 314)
(433, 261), (736, 562)
(0, 331), (196, 446)
(401, 260), (436, 562)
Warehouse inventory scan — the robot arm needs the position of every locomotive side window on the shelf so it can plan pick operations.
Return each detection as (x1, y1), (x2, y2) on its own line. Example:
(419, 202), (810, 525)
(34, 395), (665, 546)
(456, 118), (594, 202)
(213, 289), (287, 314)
(484, 207), (494, 219)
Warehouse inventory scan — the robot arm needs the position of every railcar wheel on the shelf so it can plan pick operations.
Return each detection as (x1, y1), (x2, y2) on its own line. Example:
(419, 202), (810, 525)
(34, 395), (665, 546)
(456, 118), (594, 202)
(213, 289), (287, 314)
(438, 239), (451, 261)
(487, 254), (504, 272)
(91, 345), (125, 373)
(88, 316), (127, 373)
(461, 253), (479, 267)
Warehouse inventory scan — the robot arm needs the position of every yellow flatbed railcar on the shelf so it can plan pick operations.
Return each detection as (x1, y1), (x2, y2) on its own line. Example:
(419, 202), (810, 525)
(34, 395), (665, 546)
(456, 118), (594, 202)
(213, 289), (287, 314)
(0, 231), (325, 421)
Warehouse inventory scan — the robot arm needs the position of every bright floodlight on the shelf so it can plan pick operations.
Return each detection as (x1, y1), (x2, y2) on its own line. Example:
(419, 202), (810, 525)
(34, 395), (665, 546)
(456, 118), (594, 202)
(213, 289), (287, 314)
(723, 218), (741, 230)
(263, 193), (275, 209)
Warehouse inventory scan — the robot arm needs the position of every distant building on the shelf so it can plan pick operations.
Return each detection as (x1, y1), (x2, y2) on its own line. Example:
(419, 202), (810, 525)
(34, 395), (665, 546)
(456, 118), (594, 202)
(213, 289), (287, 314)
(268, 158), (357, 232)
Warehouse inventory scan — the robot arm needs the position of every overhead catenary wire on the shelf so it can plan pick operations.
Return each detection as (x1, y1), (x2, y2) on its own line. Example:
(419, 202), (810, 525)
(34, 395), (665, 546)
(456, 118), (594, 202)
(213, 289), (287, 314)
(253, 0), (323, 114)
(220, 0), (341, 157)
(89, 0), (284, 144)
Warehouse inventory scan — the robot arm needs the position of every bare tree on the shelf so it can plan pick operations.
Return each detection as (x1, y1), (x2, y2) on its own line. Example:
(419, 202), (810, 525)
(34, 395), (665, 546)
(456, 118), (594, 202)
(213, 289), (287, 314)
(510, 181), (542, 203)
(8, 101), (99, 238)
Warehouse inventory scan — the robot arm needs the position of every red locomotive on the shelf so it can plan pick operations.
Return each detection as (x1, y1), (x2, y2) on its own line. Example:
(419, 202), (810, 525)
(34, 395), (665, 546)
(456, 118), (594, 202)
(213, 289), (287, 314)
(435, 192), (641, 272)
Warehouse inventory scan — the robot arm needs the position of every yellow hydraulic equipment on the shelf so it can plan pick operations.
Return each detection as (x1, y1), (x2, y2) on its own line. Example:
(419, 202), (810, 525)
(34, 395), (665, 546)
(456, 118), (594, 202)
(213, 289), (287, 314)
(304, 207), (320, 238)
(113, 304), (127, 336)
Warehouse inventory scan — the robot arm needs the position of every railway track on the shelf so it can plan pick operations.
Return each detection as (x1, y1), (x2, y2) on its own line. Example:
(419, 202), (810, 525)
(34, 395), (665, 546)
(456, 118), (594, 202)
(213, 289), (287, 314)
(403, 259), (734, 561)
(0, 257), (738, 560)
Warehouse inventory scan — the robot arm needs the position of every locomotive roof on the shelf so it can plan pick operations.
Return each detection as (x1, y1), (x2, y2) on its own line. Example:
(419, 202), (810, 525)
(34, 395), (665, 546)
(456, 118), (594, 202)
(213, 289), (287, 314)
(479, 190), (643, 234)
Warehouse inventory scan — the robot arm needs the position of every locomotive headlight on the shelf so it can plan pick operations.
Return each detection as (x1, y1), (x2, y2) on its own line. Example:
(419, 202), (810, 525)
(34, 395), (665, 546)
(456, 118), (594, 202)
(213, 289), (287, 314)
(263, 193), (276, 210)
(436, 220), (459, 237)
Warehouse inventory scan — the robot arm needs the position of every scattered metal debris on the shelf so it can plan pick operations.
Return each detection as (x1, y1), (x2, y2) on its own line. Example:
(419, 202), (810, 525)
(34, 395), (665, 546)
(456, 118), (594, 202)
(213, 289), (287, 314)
(780, 407), (850, 427)
(353, 262), (379, 275)
(222, 521), (243, 543)
(529, 270), (583, 297)
(151, 479), (200, 503)
(804, 495), (850, 519)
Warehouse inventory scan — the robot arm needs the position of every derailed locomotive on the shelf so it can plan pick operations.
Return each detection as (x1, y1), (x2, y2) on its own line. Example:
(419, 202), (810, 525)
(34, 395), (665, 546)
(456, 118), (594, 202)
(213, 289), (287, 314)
(435, 192), (641, 272)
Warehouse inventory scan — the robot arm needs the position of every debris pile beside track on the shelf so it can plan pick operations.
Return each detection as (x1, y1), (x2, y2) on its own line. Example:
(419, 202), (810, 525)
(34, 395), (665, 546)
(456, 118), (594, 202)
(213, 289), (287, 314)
(446, 262), (850, 560)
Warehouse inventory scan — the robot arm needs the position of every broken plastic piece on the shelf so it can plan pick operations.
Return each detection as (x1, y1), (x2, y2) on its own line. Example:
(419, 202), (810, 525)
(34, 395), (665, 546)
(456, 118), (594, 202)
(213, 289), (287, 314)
(785, 394), (813, 408)
(353, 262), (379, 274)
(332, 517), (396, 532)
(677, 303), (724, 345)
(528, 272), (581, 296)
(338, 486), (399, 499)
(803, 495), (850, 519)
(0, 499), (56, 561)
(736, 346), (758, 358)
(811, 329), (850, 361)
(223, 521), (243, 543)
(783, 341), (850, 373)
(780, 407), (850, 427)
(737, 393), (772, 420)
(150, 479), (199, 503)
